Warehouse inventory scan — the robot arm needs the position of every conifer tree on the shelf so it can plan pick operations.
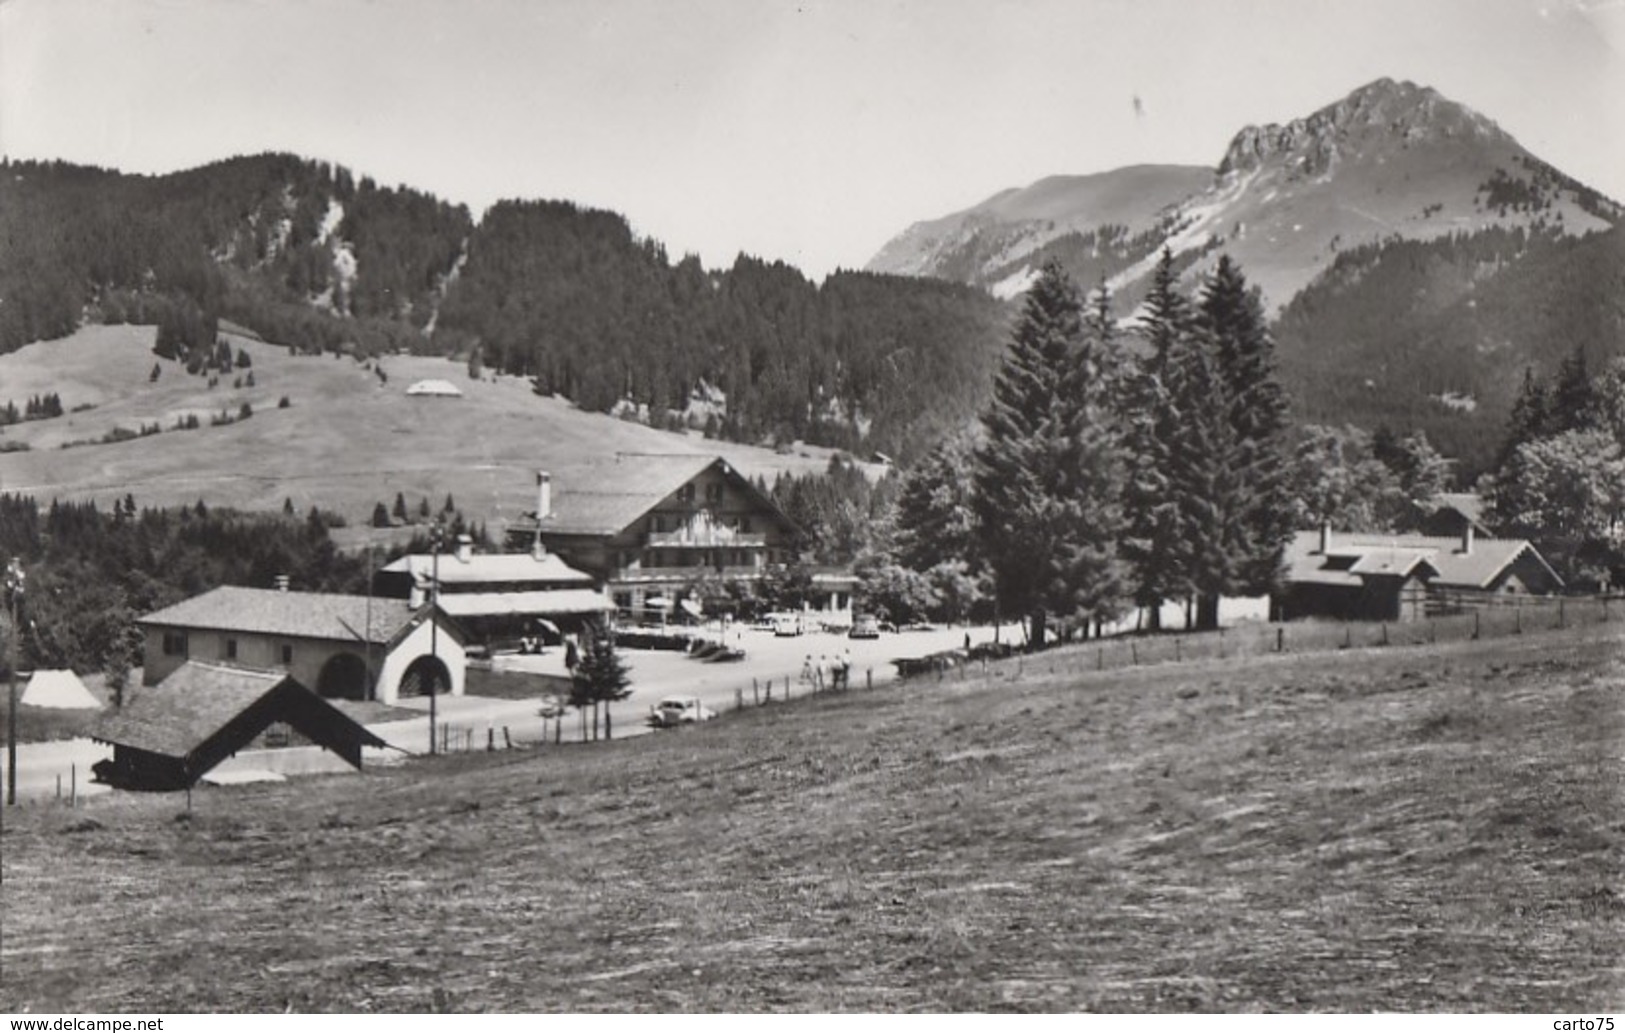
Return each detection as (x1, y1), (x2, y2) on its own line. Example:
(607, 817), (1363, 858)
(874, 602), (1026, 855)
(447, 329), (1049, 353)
(1194, 254), (1294, 618)
(1120, 249), (1192, 630)
(569, 620), (633, 740)
(973, 261), (1126, 648)
(1162, 321), (1238, 630)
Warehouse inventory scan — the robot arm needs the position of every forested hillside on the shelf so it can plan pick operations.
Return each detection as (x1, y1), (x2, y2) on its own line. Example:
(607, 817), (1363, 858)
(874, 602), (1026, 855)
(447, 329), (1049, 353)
(1275, 224), (1625, 475)
(431, 200), (1009, 457)
(0, 154), (471, 356)
(0, 156), (1010, 462)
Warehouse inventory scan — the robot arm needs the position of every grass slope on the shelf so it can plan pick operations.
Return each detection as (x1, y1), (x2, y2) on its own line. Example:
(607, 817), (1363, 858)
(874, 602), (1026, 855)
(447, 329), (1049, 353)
(2, 627), (1621, 1012)
(0, 325), (855, 525)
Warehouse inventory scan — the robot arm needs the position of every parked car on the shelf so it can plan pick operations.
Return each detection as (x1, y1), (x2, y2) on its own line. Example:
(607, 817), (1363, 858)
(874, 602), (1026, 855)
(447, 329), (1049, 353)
(647, 696), (717, 728)
(771, 612), (805, 637)
(848, 613), (881, 639)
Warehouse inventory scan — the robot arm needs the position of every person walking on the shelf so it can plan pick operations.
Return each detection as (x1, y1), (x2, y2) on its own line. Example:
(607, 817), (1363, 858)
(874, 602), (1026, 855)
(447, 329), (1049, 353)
(816, 654), (829, 692)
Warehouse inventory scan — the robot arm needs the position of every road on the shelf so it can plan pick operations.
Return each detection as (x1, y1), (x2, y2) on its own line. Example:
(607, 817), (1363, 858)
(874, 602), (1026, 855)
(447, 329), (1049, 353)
(0, 624), (1013, 802)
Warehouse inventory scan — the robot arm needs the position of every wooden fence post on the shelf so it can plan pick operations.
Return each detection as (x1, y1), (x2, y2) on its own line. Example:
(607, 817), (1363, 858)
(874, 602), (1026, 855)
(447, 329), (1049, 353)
(503, 727), (512, 750)
(1130, 642), (1138, 666)
(487, 728), (495, 752)
(1175, 638), (1182, 662)
(1276, 628), (1285, 653)
(866, 668), (873, 690)
(1473, 610), (1480, 640)
(70, 764), (76, 809)
(1097, 647), (1104, 671)
(1379, 623), (1388, 647)
(736, 687), (745, 711)
(56, 774), (61, 800)
(1559, 597), (1566, 629)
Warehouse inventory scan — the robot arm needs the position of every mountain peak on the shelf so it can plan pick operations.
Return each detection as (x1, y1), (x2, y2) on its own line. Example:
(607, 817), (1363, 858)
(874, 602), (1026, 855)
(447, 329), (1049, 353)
(1218, 78), (1510, 177)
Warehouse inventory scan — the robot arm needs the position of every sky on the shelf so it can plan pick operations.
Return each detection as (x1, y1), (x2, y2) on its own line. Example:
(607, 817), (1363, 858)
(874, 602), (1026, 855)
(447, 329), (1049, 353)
(1, 0), (1620, 278)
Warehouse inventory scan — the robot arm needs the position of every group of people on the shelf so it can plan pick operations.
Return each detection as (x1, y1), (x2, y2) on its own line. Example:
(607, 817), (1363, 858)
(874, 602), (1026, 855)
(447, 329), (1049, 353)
(801, 649), (853, 692)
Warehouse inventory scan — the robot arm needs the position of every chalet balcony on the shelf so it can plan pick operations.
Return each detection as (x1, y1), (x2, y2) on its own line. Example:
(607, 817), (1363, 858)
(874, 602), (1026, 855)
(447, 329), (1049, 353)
(613, 564), (766, 583)
(644, 529), (768, 548)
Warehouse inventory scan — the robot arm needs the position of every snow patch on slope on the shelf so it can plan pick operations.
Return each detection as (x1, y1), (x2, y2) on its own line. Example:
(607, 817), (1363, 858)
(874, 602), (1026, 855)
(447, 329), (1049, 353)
(990, 265), (1039, 300)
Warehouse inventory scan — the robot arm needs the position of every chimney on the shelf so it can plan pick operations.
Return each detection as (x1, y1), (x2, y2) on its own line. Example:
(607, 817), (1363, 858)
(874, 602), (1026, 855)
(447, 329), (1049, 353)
(533, 470), (552, 558)
(1319, 523), (1332, 555)
(456, 534), (473, 564)
(275, 574), (290, 592)
(536, 470), (552, 521)
(1461, 522), (1474, 555)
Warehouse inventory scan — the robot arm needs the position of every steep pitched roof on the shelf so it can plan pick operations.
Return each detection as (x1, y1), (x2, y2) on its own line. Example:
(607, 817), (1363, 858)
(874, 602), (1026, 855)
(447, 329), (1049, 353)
(380, 551), (592, 586)
(137, 586), (422, 645)
(94, 661), (388, 768)
(94, 663), (287, 757)
(539, 455), (798, 537)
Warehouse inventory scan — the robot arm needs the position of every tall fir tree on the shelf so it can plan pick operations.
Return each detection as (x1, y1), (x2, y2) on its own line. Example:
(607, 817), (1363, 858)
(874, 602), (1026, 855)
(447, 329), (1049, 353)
(972, 261), (1126, 648)
(1162, 321), (1238, 631)
(1120, 249), (1193, 630)
(1195, 254), (1294, 618)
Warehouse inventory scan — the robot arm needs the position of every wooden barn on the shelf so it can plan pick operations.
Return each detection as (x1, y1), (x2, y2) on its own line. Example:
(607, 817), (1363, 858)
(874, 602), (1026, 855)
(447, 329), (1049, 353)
(1274, 526), (1564, 622)
(92, 662), (389, 792)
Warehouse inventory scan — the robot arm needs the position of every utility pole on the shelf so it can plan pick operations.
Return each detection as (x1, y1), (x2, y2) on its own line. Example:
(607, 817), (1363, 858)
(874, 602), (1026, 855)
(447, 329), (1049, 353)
(5, 557), (25, 806)
(428, 525), (441, 757)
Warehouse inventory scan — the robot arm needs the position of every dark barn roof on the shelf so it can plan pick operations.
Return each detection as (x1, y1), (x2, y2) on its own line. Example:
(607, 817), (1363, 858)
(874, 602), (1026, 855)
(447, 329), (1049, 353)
(93, 662), (389, 791)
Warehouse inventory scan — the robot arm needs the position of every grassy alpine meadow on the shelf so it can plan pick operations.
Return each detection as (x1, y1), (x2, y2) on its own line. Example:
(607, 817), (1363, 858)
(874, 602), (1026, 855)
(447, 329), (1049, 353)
(1, 624), (1621, 1012)
(0, 324), (860, 526)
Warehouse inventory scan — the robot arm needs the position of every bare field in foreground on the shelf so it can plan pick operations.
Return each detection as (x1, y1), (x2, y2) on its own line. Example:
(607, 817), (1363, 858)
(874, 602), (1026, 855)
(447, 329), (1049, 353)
(2, 626), (1622, 1012)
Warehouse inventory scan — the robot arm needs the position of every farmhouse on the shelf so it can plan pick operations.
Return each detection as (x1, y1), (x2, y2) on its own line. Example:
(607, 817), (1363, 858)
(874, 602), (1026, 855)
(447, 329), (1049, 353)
(1274, 526), (1563, 622)
(93, 662), (388, 792)
(137, 585), (466, 705)
(504, 457), (845, 620)
(375, 532), (612, 644)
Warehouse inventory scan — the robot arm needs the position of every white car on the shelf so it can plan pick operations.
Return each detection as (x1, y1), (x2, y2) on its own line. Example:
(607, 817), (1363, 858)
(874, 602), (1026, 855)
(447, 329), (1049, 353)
(647, 696), (717, 728)
(771, 612), (805, 637)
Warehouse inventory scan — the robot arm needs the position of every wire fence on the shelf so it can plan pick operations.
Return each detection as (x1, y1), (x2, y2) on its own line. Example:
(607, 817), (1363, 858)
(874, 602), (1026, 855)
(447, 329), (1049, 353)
(6, 594), (1615, 805)
(905, 593), (1622, 686)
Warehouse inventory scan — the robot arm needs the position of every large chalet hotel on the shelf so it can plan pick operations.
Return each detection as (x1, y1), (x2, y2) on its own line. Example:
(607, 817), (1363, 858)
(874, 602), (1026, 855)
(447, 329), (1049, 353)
(505, 454), (851, 618)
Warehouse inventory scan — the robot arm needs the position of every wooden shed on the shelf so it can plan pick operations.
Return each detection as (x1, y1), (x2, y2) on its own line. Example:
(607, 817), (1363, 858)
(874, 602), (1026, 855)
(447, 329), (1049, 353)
(92, 662), (389, 792)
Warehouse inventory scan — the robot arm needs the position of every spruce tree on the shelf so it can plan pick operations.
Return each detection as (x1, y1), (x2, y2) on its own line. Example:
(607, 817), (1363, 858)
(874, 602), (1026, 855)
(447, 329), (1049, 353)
(1162, 320), (1238, 630)
(973, 261), (1126, 649)
(1196, 254), (1293, 614)
(1120, 249), (1192, 630)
